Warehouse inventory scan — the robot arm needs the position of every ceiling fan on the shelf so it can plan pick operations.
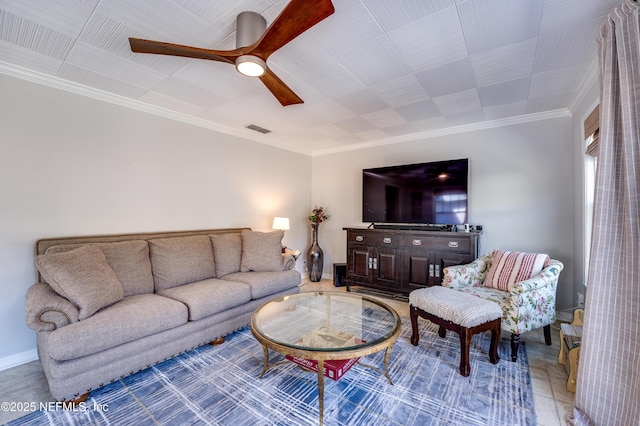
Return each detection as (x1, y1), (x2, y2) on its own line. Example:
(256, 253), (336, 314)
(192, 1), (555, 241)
(129, 0), (335, 106)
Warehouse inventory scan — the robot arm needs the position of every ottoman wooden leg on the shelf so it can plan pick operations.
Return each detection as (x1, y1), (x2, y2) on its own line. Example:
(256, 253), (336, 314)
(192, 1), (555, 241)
(438, 326), (447, 338)
(459, 327), (472, 377)
(410, 305), (420, 346)
(488, 319), (501, 364)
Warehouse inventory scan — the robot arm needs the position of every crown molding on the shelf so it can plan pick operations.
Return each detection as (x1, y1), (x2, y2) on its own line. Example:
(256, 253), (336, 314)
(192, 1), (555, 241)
(310, 109), (572, 157)
(0, 60), (573, 159)
(0, 60), (310, 155)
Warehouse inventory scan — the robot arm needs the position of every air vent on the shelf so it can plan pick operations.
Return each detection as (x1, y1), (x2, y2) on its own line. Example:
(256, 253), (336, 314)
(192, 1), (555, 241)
(245, 124), (271, 134)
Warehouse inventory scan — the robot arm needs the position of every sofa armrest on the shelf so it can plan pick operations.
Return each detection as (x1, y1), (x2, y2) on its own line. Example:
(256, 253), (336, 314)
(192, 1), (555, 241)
(25, 283), (79, 332)
(281, 254), (295, 271)
(441, 253), (492, 289)
(510, 259), (564, 295)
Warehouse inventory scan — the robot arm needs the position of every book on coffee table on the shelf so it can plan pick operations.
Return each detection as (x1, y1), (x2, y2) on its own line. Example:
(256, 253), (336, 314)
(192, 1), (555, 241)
(286, 327), (364, 381)
(285, 355), (360, 381)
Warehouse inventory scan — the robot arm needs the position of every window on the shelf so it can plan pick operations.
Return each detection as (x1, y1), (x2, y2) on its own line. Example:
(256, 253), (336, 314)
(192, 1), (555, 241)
(583, 106), (599, 284)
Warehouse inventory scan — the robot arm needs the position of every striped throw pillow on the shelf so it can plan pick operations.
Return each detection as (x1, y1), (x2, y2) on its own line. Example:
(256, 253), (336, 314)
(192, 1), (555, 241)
(483, 250), (550, 291)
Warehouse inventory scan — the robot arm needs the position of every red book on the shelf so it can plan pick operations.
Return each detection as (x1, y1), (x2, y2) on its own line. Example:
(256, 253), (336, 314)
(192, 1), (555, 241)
(285, 355), (360, 381)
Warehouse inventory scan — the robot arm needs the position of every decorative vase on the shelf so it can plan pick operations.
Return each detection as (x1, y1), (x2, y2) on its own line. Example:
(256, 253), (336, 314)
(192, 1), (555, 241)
(307, 223), (324, 282)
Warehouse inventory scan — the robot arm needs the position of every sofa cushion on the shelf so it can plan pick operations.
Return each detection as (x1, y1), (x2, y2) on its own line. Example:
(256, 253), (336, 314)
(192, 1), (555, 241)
(35, 245), (124, 320)
(157, 278), (252, 321)
(210, 233), (242, 277)
(222, 270), (301, 300)
(47, 293), (188, 361)
(45, 240), (153, 296)
(483, 250), (550, 291)
(240, 230), (284, 272)
(149, 235), (216, 291)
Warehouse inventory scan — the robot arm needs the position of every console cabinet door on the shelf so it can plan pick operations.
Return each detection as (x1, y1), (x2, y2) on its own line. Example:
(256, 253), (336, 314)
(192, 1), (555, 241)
(347, 245), (370, 285)
(372, 248), (399, 289)
(405, 249), (436, 289)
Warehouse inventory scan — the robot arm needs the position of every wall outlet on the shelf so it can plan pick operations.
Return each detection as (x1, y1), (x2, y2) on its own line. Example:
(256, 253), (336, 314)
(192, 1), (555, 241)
(577, 293), (585, 308)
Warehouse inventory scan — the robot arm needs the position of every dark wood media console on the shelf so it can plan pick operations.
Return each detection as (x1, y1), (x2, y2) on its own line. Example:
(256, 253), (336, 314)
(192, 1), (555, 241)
(343, 227), (480, 295)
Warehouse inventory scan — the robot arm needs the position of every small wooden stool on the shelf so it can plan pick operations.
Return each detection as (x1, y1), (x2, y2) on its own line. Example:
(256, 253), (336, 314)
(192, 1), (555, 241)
(409, 286), (503, 377)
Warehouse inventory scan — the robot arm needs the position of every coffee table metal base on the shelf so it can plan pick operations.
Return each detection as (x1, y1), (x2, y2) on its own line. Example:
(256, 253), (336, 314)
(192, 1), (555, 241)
(256, 343), (396, 425)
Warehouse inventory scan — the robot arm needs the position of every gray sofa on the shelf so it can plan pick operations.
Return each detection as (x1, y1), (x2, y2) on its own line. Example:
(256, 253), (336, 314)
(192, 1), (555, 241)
(24, 228), (301, 401)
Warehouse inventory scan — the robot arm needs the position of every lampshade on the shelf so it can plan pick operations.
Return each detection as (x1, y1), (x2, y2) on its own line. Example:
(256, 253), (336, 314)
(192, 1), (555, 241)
(235, 55), (266, 77)
(272, 217), (290, 231)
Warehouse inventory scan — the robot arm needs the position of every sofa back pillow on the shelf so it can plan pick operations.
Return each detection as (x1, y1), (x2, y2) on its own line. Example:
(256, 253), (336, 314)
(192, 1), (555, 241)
(210, 233), (242, 277)
(149, 235), (216, 291)
(35, 245), (124, 320)
(483, 249), (550, 291)
(45, 240), (153, 296)
(240, 230), (284, 272)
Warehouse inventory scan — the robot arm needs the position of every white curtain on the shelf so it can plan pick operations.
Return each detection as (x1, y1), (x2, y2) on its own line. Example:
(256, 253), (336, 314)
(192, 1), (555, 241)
(569, 0), (640, 424)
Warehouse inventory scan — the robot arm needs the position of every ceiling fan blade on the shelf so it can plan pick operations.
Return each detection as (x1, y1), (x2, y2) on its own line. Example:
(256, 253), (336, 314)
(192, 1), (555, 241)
(129, 38), (239, 64)
(259, 68), (303, 106)
(251, 0), (335, 59)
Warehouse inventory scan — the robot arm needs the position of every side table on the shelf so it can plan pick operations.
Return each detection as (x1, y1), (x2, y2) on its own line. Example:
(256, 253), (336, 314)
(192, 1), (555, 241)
(558, 308), (584, 392)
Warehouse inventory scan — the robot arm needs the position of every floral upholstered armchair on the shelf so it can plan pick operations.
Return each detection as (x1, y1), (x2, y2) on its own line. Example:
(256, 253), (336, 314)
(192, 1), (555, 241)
(442, 250), (564, 361)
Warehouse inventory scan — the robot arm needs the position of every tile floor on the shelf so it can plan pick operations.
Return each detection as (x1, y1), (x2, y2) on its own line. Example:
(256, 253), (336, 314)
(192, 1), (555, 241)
(0, 279), (574, 425)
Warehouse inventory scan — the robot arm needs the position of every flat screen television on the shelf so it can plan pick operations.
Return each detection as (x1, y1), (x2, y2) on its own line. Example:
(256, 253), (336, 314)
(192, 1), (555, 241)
(362, 159), (468, 225)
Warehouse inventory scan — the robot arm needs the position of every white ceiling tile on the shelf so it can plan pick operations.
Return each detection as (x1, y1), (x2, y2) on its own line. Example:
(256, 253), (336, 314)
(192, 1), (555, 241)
(356, 128), (390, 141)
(171, 0), (271, 29)
(432, 88), (482, 116)
(334, 35), (412, 86)
(139, 90), (207, 115)
(458, 0), (544, 54)
(444, 108), (486, 126)
(309, 0), (383, 53)
(533, 20), (600, 73)
(172, 60), (256, 100)
(541, 0), (616, 34)
(150, 77), (225, 109)
(310, 123), (352, 139)
(334, 116), (377, 133)
(0, 40), (63, 74)
(478, 77), (530, 107)
(416, 58), (476, 98)
(388, 6), (467, 73)
(395, 99), (442, 122)
(1, 0), (95, 37)
(526, 93), (574, 113)
(483, 101), (527, 120)
(56, 63), (148, 99)
(370, 74), (430, 108)
(362, 0), (454, 32)
(336, 89), (390, 115)
(411, 116), (449, 132)
(305, 99), (357, 123)
(0, 10), (75, 60)
(529, 64), (588, 98)
(383, 122), (419, 137)
(470, 38), (537, 87)
(95, 0), (217, 45)
(66, 42), (168, 89)
(361, 109), (408, 128)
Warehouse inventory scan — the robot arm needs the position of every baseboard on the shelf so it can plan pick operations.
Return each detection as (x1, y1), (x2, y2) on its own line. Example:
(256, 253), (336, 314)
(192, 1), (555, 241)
(0, 349), (39, 372)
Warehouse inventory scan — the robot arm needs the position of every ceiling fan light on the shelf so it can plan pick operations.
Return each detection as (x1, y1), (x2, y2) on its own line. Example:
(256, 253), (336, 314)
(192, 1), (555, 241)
(236, 55), (266, 77)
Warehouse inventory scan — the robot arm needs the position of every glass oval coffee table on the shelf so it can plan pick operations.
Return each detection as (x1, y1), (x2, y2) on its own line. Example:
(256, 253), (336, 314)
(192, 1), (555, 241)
(250, 291), (401, 425)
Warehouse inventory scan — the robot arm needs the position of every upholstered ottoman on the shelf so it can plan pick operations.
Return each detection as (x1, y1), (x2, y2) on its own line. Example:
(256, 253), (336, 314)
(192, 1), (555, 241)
(409, 286), (503, 376)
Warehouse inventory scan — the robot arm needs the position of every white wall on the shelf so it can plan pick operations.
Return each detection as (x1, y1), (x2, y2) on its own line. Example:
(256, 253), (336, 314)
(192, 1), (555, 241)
(311, 116), (575, 309)
(0, 73), (311, 366)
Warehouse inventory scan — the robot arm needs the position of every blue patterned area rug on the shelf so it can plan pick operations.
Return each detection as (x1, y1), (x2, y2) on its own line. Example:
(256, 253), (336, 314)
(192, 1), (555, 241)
(10, 319), (535, 426)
